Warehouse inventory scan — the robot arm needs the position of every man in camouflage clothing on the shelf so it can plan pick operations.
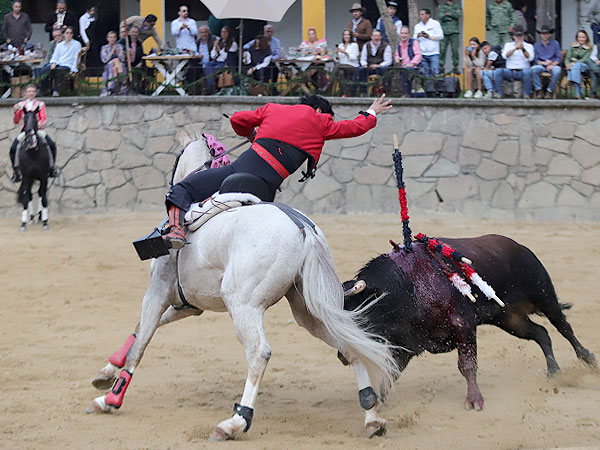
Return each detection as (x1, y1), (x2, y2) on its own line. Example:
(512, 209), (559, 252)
(438, 0), (462, 74)
(486, 0), (515, 46)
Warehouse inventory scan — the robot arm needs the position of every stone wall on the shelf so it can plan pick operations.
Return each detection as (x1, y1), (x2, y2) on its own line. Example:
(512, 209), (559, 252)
(1, 96), (599, 221)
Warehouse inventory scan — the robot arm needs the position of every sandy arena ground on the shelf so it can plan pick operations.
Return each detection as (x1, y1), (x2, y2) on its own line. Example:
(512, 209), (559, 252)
(1, 211), (599, 449)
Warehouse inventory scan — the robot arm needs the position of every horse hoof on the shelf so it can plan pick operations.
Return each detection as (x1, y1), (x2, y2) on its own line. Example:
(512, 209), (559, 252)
(85, 398), (111, 414)
(208, 427), (231, 442)
(42, 224), (49, 232)
(19, 225), (26, 232)
(91, 374), (116, 391)
(365, 421), (387, 439)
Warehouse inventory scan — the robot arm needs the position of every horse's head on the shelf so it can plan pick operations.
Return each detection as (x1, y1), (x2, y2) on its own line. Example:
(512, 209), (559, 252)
(171, 129), (213, 185)
(23, 108), (39, 151)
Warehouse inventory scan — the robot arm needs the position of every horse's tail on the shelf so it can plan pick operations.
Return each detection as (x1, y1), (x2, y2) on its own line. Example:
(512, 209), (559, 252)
(298, 229), (399, 399)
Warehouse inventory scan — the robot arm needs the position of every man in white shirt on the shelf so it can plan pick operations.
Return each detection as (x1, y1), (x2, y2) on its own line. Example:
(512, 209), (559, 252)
(493, 26), (535, 98)
(375, 1), (402, 43)
(413, 8), (444, 76)
(359, 29), (392, 94)
(170, 5), (197, 53)
(79, 6), (95, 48)
(49, 26), (82, 96)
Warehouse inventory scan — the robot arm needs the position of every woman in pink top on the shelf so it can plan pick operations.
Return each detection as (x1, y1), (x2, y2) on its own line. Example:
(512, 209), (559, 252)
(394, 25), (422, 96)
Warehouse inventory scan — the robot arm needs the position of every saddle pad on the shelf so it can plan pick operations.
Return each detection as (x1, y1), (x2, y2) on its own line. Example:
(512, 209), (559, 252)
(185, 192), (262, 232)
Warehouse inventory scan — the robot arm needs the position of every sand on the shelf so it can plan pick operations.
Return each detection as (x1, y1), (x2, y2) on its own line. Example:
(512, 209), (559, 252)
(1, 211), (599, 450)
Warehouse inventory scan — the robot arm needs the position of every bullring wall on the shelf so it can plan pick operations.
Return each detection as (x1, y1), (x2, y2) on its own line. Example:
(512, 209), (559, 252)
(0, 96), (599, 221)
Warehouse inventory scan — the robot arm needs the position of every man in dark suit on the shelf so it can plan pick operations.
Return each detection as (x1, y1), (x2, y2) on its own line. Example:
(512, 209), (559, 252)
(44, 1), (77, 41)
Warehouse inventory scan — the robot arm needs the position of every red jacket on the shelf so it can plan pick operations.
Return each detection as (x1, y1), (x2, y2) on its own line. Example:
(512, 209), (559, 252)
(13, 99), (47, 129)
(230, 103), (377, 166)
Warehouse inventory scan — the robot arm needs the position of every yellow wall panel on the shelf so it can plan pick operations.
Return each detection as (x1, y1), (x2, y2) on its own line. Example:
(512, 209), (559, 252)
(463, 0), (486, 43)
(302, 0), (326, 41)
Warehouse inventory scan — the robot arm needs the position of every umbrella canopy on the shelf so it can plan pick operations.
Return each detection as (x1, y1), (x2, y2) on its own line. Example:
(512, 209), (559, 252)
(201, 0), (296, 21)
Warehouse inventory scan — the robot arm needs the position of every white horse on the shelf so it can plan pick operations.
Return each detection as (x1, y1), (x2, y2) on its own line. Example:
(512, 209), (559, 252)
(87, 130), (399, 440)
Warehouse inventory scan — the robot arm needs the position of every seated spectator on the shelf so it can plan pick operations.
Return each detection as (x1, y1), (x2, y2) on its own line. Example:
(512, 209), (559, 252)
(100, 31), (125, 96)
(463, 37), (486, 98)
(494, 25), (534, 98)
(185, 25), (215, 93)
(413, 8), (444, 77)
(359, 29), (392, 94)
(566, 30), (593, 99)
(118, 26), (144, 94)
(245, 34), (273, 84)
(531, 25), (562, 98)
(48, 26), (82, 96)
(375, 1), (402, 43)
(334, 29), (360, 96)
(299, 27), (327, 55)
(587, 44), (600, 98)
(480, 40), (505, 98)
(205, 25), (238, 92)
(394, 25), (422, 97)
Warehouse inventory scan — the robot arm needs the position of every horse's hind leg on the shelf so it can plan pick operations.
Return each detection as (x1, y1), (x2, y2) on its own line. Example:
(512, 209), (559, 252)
(38, 178), (49, 230)
(91, 306), (203, 390)
(209, 304), (271, 442)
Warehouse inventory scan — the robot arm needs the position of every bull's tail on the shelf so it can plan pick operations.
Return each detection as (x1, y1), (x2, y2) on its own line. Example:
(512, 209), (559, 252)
(298, 228), (399, 399)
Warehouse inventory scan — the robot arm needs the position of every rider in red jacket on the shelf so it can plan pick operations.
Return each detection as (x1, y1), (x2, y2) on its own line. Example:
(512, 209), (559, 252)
(162, 94), (392, 249)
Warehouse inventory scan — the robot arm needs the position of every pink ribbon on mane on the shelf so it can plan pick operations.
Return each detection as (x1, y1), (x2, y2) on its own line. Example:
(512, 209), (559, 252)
(203, 133), (231, 168)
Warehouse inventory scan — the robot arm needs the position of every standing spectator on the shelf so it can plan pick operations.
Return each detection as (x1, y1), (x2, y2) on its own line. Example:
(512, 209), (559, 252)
(463, 37), (486, 98)
(494, 26), (534, 98)
(486, 0), (515, 46)
(334, 29), (360, 96)
(566, 30), (593, 99)
(394, 25), (422, 97)
(531, 25), (562, 99)
(438, 0), (462, 74)
(359, 29), (392, 94)
(587, 43), (600, 98)
(171, 5), (197, 53)
(413, 8), (444, 77)
(480, 40), (505, 98)
(118, 26), (145, 94)
(44, 1), (77, 41)
(2, 1), (32, 49)
(120, 14), (163, 50)
(513, 2), (528, 35)
(100, 31), (125, 96)
(347, 3), (372, 52)
(79, 5), (95, 48)
(299, 27), (327, 55)
(48, 26), (82, 96)
(589, 0), (600, 47)
(375, 1), (402, 44)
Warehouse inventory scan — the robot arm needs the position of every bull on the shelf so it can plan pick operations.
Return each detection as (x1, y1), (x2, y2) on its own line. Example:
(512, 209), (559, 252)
(342, 234), (597, 411)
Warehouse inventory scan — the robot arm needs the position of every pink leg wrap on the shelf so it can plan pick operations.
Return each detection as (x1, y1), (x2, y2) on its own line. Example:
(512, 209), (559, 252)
(109, 334), (136, 368)
(105, 369), (132, 409)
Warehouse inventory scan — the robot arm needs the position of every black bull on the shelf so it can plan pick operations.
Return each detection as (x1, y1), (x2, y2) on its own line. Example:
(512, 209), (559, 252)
(342, 234), (597, 410)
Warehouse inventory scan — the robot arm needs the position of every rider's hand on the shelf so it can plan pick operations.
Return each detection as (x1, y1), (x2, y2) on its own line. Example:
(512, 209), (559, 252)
(247, 130), (257, 143)
(368, 94), (392, 115)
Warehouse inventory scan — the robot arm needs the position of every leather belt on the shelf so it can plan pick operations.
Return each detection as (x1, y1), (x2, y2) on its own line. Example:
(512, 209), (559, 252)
(251, 141), (290, 179)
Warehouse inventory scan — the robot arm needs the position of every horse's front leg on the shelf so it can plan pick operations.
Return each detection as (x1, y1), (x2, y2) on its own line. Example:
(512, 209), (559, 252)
(352, 361), (388, 438)
(91, 306), (202, 390)
(209, 305), (271, 441)
(38, 178), (49, 230)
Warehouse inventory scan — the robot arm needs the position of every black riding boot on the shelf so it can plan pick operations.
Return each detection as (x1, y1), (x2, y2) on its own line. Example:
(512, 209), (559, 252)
(9, 144), (21, 182)
(41, 137), (58, 177)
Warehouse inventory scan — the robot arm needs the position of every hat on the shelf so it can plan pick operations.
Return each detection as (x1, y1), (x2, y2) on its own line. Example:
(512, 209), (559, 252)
(387, 1), (399, 7)
(537, 24), (555, 34)
(512, 25), (525, 36)
(349, 2), (366, 13)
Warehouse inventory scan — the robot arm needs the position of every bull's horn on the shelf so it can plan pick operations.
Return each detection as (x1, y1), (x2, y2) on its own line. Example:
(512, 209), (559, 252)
(344, 280), (366, 297)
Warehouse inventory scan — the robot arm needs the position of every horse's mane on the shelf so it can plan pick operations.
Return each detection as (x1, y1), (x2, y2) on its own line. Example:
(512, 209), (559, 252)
(171, 128), (212, 185)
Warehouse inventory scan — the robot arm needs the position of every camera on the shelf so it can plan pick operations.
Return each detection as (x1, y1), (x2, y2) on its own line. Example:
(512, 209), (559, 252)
(466, 46), (474, 51)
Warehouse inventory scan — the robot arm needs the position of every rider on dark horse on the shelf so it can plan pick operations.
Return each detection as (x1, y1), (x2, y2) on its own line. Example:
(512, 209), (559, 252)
(162, 93), (392, 249)
(10, 84), (58, 183)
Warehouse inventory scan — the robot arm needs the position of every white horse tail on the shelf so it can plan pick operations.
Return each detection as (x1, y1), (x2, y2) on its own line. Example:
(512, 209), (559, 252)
(299, 229), (399, 399)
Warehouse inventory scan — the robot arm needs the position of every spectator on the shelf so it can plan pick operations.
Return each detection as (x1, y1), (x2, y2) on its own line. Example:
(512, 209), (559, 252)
(334, 29), (360, 96)
(44, 1), (77, 41)
(486, 0), (515, 46)
(347, 3), (372, 52)
(245, 34), (272, 85)
(118, 26), (145, 94)
(531, 25), (562, 99)
(587, 43), (599, 98)
(48, 26), (82, 96)
(375, 1), (402, 44)
(196, 25), (216, 68)
(394, 25), (422, 97)
(438, 0), (462, 74)
(120, 14), (163, 50)
(463, 37), (486, 98)
(2, 1), (32, 49)
(171, 5), (198, 53)
(205, 25), (238, 92)
(100, 31), (125, 96)
(589, 0), (600, 46)
(494, 25), (534, 98)
(413, 8), (443, 77)
(359, 29), (392, 94)
(299, 27), (327, 55)
(262, 24), (281, 84)
(35, 28), (63, 95)
(79, 5), (95, 48)
(513, 2), (528, 35)
(480, 40), (505, 99)
(566, 30), (593, 99)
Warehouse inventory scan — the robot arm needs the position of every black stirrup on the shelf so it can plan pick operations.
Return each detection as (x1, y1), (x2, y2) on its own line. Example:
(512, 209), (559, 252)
(219, 173), (275, 202)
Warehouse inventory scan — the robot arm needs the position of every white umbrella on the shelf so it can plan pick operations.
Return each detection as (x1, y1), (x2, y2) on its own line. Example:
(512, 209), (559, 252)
(201, 0), (297, 72)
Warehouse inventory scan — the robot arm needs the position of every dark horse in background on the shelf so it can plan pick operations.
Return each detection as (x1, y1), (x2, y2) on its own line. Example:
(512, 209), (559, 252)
(342, 234), (597, 411)
(16, 108), (51, 231)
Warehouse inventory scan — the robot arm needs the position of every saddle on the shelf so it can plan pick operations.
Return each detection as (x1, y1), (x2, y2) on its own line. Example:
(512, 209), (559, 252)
(185, 192), (262, 232)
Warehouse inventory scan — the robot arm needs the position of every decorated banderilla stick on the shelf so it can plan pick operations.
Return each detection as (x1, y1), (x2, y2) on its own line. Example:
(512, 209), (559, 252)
(392, 134), (413, 252)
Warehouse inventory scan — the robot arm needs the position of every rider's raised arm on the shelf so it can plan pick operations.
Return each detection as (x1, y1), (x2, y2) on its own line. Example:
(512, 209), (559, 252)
(321, 111), (376, 141)
(230, 105), (268, 138)
(13, 102), (24, 125)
